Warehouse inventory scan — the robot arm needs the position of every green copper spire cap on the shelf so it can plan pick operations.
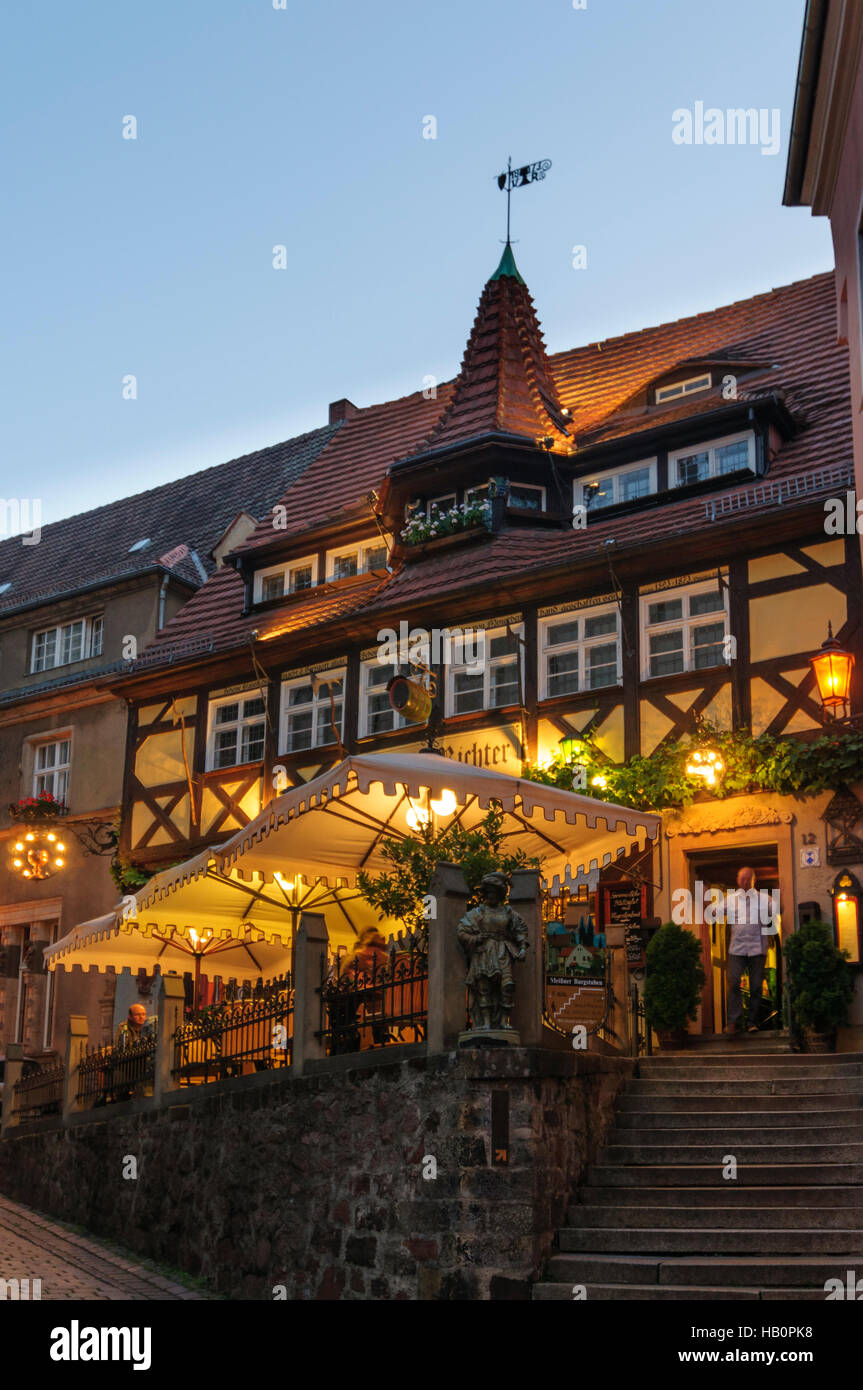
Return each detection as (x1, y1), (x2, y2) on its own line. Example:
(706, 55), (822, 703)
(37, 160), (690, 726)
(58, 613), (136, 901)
(489, 242), (525, 284)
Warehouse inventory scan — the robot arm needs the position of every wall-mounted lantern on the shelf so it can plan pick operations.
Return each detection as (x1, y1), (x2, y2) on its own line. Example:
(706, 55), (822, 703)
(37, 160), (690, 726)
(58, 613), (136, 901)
(684, 746), (724, 789)
(559, 735), (589, 790)
(10, 828), (67, 882)
(830, 870), (862, 964)
(810, 622), (854, 721)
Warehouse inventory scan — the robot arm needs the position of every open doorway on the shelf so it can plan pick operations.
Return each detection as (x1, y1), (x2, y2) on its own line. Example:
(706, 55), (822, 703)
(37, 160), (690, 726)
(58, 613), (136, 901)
(687, 844), (782, 1034)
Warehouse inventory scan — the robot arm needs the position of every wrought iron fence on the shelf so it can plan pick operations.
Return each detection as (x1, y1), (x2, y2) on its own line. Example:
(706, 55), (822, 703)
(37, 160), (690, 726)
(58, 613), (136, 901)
(318, 936), (428, 1055)
(12, 1059), (65, 1119)
(173, 981), (294, 1085)
(77, 1036), (157, 1105)
(630, 984), (652, 1058)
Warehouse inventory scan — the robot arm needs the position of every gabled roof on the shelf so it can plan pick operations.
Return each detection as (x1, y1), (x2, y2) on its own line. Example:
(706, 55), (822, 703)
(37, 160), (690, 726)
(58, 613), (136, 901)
(129, 266), (847, 675)
(0, 424), (338, 617)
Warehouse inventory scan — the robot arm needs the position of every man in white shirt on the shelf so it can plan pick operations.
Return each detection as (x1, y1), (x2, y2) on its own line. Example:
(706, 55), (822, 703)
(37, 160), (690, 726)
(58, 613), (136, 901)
(724, 865), (769, 1035)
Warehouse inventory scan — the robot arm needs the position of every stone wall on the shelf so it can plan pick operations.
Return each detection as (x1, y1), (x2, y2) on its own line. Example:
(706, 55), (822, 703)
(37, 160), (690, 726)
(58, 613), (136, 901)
(0, 1045), (631, 1300)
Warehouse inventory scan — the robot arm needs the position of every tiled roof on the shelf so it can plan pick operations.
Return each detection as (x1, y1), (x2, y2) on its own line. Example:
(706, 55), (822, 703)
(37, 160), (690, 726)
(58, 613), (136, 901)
(130, 266), (848, 672)
(0, 424), (338, 616)
(132, 567), (389, 664)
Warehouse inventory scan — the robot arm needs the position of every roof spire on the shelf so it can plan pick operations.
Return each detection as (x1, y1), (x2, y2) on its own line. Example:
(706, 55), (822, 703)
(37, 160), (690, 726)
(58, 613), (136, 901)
(490, 241), (525, 285)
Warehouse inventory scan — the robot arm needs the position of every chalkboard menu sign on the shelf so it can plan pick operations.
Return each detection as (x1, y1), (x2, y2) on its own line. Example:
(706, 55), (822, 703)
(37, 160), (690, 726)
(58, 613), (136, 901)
(604, 882), (646, 969)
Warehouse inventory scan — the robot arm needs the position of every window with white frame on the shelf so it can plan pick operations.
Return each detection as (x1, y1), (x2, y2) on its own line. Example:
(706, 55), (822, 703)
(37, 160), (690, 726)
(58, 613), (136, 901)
(360, 660), (405, 737)
(280, 670), (345, 752)
(654, 373), (711, 404)
(540, 606), (620, 698)
(31, 616), (103, 673)
(670, 432), (755, 488)
(446, 625), (522, 716)
(508, 483), (546, 510)
(207, 693), (267, 769)
(576, 459), (657, 512)
(427, 494), (457, 519)
(641, 580), (728, 679)
(33, 737), (71, 802)
(326, 540), (389, 582)
(254, 556), (317, 604)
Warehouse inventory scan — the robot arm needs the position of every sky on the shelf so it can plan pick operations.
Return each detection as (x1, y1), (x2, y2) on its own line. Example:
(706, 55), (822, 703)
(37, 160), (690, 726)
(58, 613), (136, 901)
(1, 0), (832, 528)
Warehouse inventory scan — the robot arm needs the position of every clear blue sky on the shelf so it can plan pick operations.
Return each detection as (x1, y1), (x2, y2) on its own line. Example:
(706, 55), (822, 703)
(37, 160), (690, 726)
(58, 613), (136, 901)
(1, 0), (831, 525)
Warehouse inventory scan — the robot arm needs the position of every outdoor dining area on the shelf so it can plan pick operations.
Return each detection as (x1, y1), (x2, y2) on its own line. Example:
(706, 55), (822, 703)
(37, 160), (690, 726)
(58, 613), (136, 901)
(3, 751), (658, 1126)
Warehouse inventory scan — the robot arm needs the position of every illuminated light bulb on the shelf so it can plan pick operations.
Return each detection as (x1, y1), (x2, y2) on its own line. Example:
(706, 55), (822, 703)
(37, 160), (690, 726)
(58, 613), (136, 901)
(591, 775), (607, 790)
(430, 789), (457, 817)
(22, 870), (31, 878)
(14, 841), (23, 851)
(406, 803), (430, 831)
(47, 832), (56, 842)
(13, 859), (22, 868)
(56, 842), (65, 852)
(54, 857), (64, 867)
(25, 832), (35, 842)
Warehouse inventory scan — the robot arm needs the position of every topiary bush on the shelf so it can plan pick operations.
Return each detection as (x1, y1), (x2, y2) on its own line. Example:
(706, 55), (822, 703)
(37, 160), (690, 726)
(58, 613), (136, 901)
(784, 920), (853, 1042)
(643, 922), (706, 1033)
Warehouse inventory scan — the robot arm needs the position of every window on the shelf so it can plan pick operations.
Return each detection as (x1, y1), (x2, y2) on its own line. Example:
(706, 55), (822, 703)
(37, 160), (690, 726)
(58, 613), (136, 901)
(33, 738), (71, 803)
(577, 459), (657, 512)
(280, 671), (345, 752)
(540, 607), (621, 698)
(427, 494), (457, 519)
(508, 483), (545, 511)
(360, 661), (405, 737)
(446, 626), (522, 716)
(670, 432), (754, 487)
(207, 694), (267, 769)
(326, 540), (389, 582)
(641, 580), (728, 679)
(31, 616), (104, 673)
(253, 556), (317, 603)
(654, 373), (711, 404)
(465, 485), (490, 504)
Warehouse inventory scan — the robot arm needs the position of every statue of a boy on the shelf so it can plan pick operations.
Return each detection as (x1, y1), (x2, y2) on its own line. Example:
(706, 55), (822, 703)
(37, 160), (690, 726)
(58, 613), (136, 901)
(457, 872), (528, 1032)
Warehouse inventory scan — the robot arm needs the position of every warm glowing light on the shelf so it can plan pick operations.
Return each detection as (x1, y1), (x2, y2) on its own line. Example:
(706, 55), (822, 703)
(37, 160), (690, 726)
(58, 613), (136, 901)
(12, 859), (22, 868)
(810, 625), (854, 716)
(685, 747), (725, 788)
(591, 774), (607, 790)
(54, 857), (64, 867)
(430, 789), (457, 817)
(56, 842), (65, 852)
(47, 832), (56, 842)
(406, 802), (431, 831)
(14, 841), (23, 851)
(559, 735), (585, 762)
(24, 832), (34, 842)
(22, 870), (31, 878)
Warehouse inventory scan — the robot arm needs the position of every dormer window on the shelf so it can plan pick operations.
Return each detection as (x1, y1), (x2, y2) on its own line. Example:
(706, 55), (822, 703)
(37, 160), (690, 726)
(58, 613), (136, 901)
(670, 431), (754, 487)
(427, 494), (457, 519)
(465, 482), (546, 510)
(654, 373), (711, 404)
(325, 540), (388, 582)
(577, 459), (657, 513)
(254, 555), (317, 604)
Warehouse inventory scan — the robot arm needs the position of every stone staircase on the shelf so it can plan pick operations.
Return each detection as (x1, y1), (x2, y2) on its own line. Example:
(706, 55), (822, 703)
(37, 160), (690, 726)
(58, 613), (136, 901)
(534, 1044), (863, 1300)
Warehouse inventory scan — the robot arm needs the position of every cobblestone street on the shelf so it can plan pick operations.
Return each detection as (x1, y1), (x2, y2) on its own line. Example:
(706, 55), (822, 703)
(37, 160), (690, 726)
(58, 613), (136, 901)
(0, 1195), (206, 1300)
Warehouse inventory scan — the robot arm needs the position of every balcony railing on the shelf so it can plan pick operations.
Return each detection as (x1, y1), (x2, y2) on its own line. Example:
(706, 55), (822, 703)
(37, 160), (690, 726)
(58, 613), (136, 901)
(77, 1036), (157, 1105)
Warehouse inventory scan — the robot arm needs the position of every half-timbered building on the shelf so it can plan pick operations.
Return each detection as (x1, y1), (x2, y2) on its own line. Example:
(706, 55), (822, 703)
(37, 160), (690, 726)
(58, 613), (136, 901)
(106, 245), (863, 1049)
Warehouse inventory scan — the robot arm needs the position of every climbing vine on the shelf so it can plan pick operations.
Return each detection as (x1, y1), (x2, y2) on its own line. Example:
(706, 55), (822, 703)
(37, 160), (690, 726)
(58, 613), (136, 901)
(522, 726), (863, 813)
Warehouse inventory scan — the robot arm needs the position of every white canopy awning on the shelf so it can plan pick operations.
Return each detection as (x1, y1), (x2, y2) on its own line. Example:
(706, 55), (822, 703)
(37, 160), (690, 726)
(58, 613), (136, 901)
(46, 751), (659, 975)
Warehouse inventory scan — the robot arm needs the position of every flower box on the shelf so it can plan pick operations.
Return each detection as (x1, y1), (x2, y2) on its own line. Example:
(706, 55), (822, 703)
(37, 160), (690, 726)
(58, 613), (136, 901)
(9, 794), (67, 821)
(400, 523), (492, 564)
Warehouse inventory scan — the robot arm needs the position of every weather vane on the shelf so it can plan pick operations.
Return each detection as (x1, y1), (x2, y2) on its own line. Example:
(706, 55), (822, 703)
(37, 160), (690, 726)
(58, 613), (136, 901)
(496, 156), (552, 243)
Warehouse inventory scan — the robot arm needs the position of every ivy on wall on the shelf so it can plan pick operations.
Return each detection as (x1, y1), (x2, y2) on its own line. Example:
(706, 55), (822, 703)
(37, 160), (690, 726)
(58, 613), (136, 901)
(522, 726), (863, 814)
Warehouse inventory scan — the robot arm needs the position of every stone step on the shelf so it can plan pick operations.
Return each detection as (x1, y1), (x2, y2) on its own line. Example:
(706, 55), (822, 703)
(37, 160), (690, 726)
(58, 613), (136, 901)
(566, 1203), (863, 1229)
(637, 1061), (863, 1081)
(614, 1107), (863, 1129)
(600, 1141), (863, 1164)
(640, 1050), (860, 1070)
(618, 1091), (862, 1113)
(544, 1253), (863, 1287)
(532, 1282), (825, 1301)
(577, 1184), (863, 1207)
(630, 1077), (863, 1096)
(558, 1226), (863, 1255)
(606, 1124), (863, 1147)
(586, 1162), (863, 1186)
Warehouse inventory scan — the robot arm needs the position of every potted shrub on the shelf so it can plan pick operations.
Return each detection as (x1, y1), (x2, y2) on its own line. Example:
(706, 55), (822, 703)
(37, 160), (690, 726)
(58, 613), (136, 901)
(9, 791), (66, 821)
(784, 920), (852, 1053)
(643, 922), (706, 1049)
